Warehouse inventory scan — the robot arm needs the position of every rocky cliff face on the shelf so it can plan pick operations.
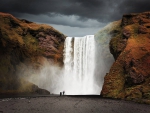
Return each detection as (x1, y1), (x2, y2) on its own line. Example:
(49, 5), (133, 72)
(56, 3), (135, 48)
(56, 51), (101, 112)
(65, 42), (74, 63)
(0, 12), (65, 95)
(101, 12), (150, 104)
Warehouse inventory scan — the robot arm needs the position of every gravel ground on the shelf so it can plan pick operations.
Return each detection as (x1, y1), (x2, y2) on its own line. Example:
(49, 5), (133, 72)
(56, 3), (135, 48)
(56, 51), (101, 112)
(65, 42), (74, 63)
(0, 95), (150, 113)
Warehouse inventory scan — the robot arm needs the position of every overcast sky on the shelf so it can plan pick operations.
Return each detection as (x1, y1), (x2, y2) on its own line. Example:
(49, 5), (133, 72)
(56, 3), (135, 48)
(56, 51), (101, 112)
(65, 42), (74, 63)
(0, 0), (150, 36)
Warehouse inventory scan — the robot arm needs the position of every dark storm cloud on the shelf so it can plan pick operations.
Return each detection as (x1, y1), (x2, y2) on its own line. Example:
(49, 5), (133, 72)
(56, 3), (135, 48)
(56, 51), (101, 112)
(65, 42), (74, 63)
(19, 13), (103, 28)
(0, 0), (106, 21)
(0, 0), (150, 25)
(119, 0), (150, 13)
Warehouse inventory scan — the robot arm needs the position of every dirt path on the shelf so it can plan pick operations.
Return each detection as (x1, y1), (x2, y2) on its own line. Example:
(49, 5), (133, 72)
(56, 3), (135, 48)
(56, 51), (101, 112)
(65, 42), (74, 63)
(0, 96), (150, 113)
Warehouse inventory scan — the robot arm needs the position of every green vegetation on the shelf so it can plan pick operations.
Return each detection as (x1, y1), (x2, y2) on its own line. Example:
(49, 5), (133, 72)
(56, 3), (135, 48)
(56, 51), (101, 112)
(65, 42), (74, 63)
(23, 33), (39, 52)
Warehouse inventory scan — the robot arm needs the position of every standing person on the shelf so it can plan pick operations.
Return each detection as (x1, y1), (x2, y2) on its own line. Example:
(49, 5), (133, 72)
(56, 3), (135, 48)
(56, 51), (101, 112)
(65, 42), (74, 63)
(63, 91), (65, 95)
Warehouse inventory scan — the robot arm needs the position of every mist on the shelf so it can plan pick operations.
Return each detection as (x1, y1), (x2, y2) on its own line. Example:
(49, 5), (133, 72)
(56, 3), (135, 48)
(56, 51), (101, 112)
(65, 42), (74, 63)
(94, 37), (114, 90)
(25, 35), (100, 95)
(18, 26), (114, 95)
(94, 24), (115, 91)
(23, 62), (64, 94)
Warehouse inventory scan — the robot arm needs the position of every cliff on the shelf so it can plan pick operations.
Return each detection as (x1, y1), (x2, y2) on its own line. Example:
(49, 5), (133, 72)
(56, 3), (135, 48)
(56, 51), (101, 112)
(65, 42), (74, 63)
(101, 12), (150, 104)
(0, 12), (65, 95)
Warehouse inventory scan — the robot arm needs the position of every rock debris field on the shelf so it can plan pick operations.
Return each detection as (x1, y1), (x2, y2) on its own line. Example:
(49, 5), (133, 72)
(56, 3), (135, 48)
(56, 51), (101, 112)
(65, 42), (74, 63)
(0, 95), (150, 113)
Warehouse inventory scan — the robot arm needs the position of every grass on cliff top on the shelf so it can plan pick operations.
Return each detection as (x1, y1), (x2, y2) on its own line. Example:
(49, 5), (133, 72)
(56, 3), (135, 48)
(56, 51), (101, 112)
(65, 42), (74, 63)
(0, 11), (65, 58)
(0, 12), (65, 44)
(0, 12), (64, 33)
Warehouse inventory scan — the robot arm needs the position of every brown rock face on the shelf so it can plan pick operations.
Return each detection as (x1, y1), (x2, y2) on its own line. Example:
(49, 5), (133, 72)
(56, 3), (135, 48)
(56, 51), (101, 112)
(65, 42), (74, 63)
(0, 12), (65, 94)
(138, 26), (148, 34)
(123, 28), (131, 38)
(101, 12), (150, 104)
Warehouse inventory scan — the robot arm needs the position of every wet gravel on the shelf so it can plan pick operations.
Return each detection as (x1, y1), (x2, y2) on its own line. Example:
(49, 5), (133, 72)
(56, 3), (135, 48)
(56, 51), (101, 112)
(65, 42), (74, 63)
(0, 96), (150, 113)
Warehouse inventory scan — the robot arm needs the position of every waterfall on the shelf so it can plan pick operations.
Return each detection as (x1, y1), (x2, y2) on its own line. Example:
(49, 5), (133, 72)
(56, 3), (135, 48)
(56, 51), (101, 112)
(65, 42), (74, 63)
(63, 35), (100, 95)
(27, 34), (113, 95)
(24, 24), (115, 95)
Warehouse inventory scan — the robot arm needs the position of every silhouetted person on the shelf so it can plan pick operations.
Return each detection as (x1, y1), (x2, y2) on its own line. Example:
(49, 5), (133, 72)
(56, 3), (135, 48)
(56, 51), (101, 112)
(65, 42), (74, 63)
(60, 92), (62, 96)
(63, 91), (65, 95)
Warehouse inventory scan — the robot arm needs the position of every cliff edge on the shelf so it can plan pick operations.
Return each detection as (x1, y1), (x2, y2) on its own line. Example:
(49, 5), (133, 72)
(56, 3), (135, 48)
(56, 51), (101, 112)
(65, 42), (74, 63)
(0, 12), (65, 95)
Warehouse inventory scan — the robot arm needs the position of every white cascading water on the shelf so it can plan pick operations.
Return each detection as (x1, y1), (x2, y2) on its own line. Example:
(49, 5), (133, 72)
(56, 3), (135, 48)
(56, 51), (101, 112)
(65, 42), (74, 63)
(63, 35), (100, 95)
(26, 32), (114, 95)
